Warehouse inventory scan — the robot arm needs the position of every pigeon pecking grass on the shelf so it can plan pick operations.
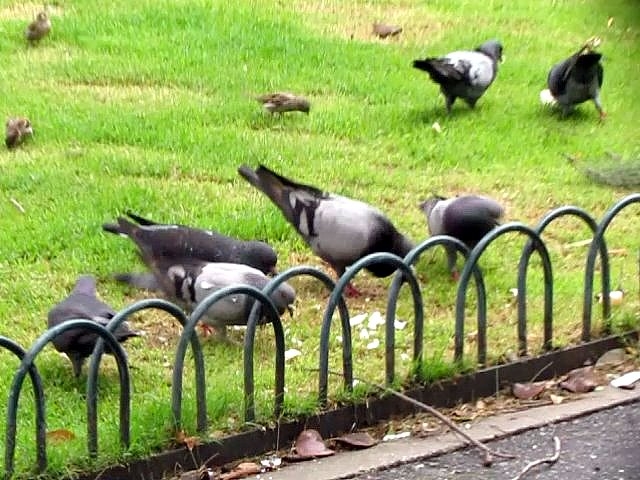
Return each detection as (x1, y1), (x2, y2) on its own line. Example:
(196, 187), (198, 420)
(238, 164), (415, 296)
(47, 275), (139, 377)
(419, 195), (505, 279)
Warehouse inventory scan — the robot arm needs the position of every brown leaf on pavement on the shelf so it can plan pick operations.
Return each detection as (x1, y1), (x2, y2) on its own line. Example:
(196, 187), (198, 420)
(560, 366), (598, 393)
(285, 429), (335, 461)
(334, 431), (377, 449)
(219, 462), (260, 480)
(512, 381), (547, 400)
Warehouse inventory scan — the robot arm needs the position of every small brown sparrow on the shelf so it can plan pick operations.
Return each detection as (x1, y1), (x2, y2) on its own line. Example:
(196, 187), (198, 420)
(25, 11), (51, 44)
(5, 117), (34, 149)
(256, 92), (310, 114)
(372, 23), (402, 39)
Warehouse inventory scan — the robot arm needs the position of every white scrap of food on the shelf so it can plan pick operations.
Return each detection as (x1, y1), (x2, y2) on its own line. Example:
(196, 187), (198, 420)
(540, 88), (557, 106)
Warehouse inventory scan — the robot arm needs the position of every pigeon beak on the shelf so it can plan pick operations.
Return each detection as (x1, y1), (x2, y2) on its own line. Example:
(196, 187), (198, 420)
(500, 54), (506, 64)
(269, 266), (278, 277)
(287, 304), (295, 318)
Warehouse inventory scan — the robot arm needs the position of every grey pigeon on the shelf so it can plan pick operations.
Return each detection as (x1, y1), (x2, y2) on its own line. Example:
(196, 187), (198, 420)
(25, 11), (51, 44)
(256, 93), (310, 114)
(103, 211), (278, 276)
(5, 117), (33, 149)
(238, 164), (415, 296)
(419, 195), (505, 278)
(47, 275), (139, 377)
(547, 43), (605, 119)
(117, 260), (296, 338)
(413, 39), (503, 113)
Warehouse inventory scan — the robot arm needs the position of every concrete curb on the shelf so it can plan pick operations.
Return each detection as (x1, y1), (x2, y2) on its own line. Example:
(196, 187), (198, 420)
(259, 386), (640, 480)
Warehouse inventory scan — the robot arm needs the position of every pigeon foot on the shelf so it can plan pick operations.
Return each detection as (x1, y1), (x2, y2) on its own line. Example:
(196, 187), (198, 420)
(345, 282), (362, 297)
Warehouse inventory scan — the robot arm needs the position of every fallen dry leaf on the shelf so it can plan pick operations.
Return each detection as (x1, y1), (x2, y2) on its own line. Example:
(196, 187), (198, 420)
(607, 17), (614, 28)
(560, 366), (598, 393)
(46, 428), (75, 443)
(512, 381), (547, 400)
(334, 431), (377, 449)
(219, 462), (260, 480)
(175, 430), (201, 451)
(286, 429), (335, 460)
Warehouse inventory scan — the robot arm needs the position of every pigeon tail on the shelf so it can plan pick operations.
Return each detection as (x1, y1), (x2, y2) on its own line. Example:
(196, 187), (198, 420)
(238, 164), (325, 224)
(102, 216), (143, 237)
(125, 211), (158, 226)
(113, 272), (162, 291)
(412, 58), (464, 84)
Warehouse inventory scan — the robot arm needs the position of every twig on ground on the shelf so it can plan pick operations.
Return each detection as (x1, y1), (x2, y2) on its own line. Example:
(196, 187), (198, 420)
(9, 198), (25, 213)
(511, 435), (561, 480)
(529, 361), (554, 383)
(313, 369), (518, 467)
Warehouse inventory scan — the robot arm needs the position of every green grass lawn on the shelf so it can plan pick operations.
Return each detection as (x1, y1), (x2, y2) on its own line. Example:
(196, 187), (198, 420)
(1, 0), (639, 477)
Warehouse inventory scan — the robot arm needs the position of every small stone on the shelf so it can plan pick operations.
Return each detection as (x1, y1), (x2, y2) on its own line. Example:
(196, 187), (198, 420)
(596, 348), (627, 368)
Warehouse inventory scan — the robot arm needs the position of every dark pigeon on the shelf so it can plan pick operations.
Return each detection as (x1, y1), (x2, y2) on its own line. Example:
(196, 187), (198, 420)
(47, 275), (139, 377)
(419, 195), (505, 278)
(547, 44), (605, 119)
(238, 164), (415, 295)
(413, 39), (503, 113)
(103, 211), (278, 276)
(116, 259), (295, 339)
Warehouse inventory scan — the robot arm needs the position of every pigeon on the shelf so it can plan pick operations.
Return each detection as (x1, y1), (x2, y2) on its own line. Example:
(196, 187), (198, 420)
(5, 117), (33, 149)
(547, 41), (605, 119)
(419, 195), (505, 278)
(238, 164), (415, 296)
(413, 39), (503, 113)
(116, 260), (296, 339)
(256, 93), (311, 114)
(25, 11), (51, 44)
(372, 23), (403, 39)
(47, 275), (139, 377)
(103, 211), (278, 276)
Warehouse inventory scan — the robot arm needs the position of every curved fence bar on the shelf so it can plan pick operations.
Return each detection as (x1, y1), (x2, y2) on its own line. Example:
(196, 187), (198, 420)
(4, 321), (131, 479)
(244, 266), (350, 422)
(517, 206), (605, 355)
(318, 252), (423, 406)
(583, 193), (640, 341)
(172, 285), (282, 428)
(0, 337), (47, 475)
(385, 236), (480, 384)
(87, 298), (205, 458)
(455, 223), (553, 362)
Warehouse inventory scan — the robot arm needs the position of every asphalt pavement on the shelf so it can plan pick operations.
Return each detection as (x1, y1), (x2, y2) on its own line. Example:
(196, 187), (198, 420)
(353, 401), (640, 480)
(260, 385), (640, 480)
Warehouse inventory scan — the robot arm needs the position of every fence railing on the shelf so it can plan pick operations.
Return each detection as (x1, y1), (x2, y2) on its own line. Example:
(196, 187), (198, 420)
(2, 193), (639, 478)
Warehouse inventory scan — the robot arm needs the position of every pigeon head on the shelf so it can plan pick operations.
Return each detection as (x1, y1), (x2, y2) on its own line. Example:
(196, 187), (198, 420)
(271, 282), (296, 316)
(244, 241), (279, 275)
(72, 275), (98, 297)
(36, 11), (48, 22)
(477, 39), (503, 62)
(418, 196), (445, 219)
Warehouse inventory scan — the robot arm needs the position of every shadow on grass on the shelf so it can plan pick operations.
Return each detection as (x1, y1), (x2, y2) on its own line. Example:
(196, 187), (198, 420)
(405, 103), (484, 125)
